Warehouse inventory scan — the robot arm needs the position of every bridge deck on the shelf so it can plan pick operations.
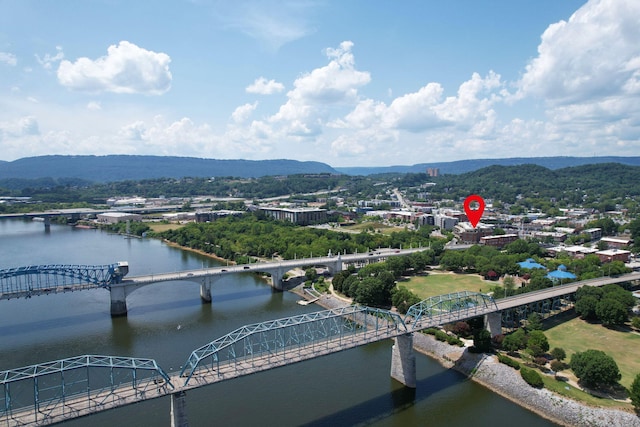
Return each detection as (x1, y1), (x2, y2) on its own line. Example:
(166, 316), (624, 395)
(2, 271), (638, 426)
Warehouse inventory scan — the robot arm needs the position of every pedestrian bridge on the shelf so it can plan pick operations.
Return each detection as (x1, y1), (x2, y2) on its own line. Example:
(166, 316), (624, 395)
(2, 266), (638, 426)
(0, 291), (498, 427)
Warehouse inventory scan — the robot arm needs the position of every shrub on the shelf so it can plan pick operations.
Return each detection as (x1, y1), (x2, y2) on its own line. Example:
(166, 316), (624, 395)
(434, 330), (449, 342)
(449, 321), (471, 337)
(527, 330), (549, 356)
(534, 356), (548, 366)
(521, 367), (544, 388)
(472, 329), (492, 353)
(502, 328), (527, 352)
(498, 354), (521, 370)
(550, 360), (565, 373)
(492, 334), (505, 348)
(445, 334), (464, 347)
(630, 373), (640, 410)
(550, 347), (566, 361)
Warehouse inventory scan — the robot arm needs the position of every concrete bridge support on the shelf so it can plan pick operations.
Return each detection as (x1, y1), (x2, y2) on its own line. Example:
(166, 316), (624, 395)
(199, 280), (212, 303)
(170, 391), (189, 427)
(270, 268), (285, 291)
(109, 285), (128, 317)
(484, 311), (502, 338)
(326, 255), (343, 276)
(390, 334), (416, 388)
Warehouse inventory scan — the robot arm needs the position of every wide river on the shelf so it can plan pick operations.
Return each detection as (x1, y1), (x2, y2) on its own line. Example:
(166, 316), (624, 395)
(0, 219), (556, 426)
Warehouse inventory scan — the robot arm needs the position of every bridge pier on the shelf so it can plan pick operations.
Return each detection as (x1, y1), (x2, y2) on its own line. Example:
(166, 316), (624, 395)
(484, 311), (502, 337)
(170, 391), (189, 427)
(110, 285), (128, 317)
(270, 268), (286, 291)
(390, 334), (416, 388)
(199, 280), (212, 303)
(326, 254), (343, 276)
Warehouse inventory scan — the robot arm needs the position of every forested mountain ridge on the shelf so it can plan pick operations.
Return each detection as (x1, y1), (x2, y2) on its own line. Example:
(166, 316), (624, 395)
(0, 155), (338, 182)
(411, 163), (640, 206)
(2, 155), (639, 184)
(337, 156), (640, 175)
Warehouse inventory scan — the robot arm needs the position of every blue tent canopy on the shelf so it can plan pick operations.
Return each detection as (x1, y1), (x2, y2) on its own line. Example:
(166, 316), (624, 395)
(546, 265), (577, 281)
(518, 258), (546, 270)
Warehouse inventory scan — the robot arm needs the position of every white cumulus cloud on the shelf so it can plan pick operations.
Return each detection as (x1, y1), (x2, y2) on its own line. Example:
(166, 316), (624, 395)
(231, 102), (258, 123)
(57, 41), (172, 95)
(517, 0), (640, 104)
(0, 116), (40, 138)
(0, 52), (17, 66)
(268, 41), (371, 137)
(246, 77), (284, 94)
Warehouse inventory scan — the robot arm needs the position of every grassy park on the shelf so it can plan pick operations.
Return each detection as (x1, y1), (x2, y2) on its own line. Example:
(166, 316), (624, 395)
(400, 271), (640, 408)
(401, 271), (490, 299)
(545, 312), (640, 390)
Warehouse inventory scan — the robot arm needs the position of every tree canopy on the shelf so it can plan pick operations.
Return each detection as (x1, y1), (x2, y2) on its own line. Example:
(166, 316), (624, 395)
(570, 350), (621, 388)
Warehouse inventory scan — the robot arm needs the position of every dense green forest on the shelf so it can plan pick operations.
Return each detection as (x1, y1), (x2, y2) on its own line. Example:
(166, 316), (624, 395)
(400, 163), (640, 214)
(156, 213), (441, 263)
(405, 163), (640, 201)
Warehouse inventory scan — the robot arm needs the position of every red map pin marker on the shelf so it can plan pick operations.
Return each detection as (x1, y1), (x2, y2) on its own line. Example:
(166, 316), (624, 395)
(464, 194), (485, 228)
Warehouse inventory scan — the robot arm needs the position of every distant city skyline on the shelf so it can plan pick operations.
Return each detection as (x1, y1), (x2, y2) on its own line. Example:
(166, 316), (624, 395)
(1, 0), (638, 167)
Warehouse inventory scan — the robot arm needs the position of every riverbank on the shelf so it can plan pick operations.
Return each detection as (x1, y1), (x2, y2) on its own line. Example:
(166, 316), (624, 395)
(161, 239), (236, 265)
(301, 289), (640, 427)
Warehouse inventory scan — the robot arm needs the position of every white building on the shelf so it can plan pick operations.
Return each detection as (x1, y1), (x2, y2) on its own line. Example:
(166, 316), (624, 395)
(96, 212), (142, 224)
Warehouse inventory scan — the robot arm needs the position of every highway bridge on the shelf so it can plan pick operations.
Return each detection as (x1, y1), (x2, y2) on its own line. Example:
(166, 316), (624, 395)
(1, 272), (638, 427)
(0, 248), (425, 316)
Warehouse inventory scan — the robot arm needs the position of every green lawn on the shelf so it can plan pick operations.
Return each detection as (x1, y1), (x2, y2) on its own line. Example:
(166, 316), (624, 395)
(545, 313), (640, 390)
(147, 222), (185, 233)
(339, 221), (400, 235)
(401, 271), (640, 408)
(400, 272), (491, 299)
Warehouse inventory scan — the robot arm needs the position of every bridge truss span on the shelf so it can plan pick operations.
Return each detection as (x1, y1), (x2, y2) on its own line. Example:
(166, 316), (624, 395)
(0, 355), (173, 426)
(0, 263), (128, 300)
(179, 305), (408, 387)
(405, 291), (499, 330)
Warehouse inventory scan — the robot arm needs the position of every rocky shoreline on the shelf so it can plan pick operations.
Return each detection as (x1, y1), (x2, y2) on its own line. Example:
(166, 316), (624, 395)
(304, 290), (640, 427)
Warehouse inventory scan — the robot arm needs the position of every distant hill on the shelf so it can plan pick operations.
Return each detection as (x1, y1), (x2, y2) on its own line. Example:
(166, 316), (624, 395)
(3, 155), (639, 184)
(335, 156), (640, 175)
(0, 155), (339, 182)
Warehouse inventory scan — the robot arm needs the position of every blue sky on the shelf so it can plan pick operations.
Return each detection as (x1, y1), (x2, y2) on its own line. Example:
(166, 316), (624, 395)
(1, 0), (639, 167)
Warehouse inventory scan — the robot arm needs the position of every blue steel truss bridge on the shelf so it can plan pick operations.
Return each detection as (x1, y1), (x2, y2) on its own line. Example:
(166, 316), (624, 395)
(0, 263), (128, 300)
(1, 291), (499, 426)
(2, 272), (638, 426)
